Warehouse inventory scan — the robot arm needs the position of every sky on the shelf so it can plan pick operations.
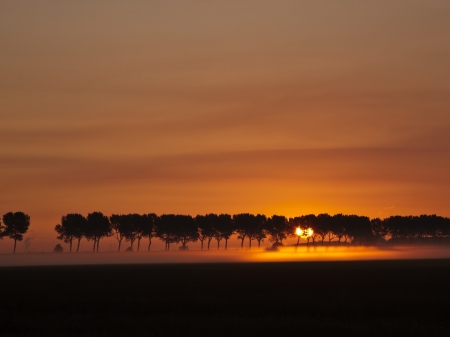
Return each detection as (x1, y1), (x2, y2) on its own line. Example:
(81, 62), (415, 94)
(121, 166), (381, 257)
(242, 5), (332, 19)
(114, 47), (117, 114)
(1, 1), (449, 253)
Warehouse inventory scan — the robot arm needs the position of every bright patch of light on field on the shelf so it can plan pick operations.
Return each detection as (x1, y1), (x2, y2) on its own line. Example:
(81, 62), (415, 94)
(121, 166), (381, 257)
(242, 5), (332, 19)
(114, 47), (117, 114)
(1, 245), (450, 266)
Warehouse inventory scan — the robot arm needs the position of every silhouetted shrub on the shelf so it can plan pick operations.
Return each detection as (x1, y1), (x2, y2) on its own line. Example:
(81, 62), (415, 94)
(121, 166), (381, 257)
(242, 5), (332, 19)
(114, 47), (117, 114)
(53, 244), (63, 253)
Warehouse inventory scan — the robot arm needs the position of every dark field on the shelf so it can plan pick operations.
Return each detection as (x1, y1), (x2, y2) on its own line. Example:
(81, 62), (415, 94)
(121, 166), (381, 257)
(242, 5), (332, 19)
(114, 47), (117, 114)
(1, 260), (449, 337)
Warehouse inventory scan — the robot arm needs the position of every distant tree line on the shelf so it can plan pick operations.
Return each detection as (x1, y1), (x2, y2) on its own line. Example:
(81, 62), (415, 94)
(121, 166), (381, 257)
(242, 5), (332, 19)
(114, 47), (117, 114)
(292, 214), (450, 245)
(2, 212), (450, 253)
(52, 212), (450, 252)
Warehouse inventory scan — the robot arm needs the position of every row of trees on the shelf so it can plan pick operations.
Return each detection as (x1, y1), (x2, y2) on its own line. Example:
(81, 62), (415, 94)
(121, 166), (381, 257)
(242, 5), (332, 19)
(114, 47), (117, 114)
(372, 215), (450, 244)
(55, 212), (235, 252)
(2, 212), (450, 253)
(53, 212), (450, 252)
(292, 214), (450, 245)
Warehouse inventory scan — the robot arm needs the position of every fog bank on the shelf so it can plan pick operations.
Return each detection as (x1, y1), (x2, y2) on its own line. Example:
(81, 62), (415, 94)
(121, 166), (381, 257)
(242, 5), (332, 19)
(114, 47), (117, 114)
(1, 245), (450, 267)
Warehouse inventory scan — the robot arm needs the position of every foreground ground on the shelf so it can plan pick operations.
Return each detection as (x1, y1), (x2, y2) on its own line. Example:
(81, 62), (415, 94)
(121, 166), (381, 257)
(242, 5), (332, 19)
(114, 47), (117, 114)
(0, 260), (449, 336)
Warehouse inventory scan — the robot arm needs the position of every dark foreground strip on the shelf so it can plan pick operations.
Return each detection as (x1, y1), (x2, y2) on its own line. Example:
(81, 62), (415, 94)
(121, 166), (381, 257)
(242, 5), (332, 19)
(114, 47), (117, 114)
(0, 260), (449, 337)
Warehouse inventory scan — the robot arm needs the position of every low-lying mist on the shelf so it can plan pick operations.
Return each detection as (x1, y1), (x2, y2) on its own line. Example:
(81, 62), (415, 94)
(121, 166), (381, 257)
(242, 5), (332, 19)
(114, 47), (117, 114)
(1, 245), (450, 267)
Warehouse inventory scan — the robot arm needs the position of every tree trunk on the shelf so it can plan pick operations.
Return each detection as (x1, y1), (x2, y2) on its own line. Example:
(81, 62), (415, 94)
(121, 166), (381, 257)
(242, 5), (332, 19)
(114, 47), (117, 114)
(225, 238), (228, 250)
(208, 238), (212, 250)
(148, 238), (152, 251)
(97, 239), (100, 252)
(240, 238), (245, 249)
(217, 239), (220, 249)
(13, 239), (17, 254)
(137, 238), (141, 251)
(77, 238), (81, 252)
(93, 240), (96, 252)
(69, 239), (73, 253)
(118, 240), (122, 252)
(249, 238), (252, 249)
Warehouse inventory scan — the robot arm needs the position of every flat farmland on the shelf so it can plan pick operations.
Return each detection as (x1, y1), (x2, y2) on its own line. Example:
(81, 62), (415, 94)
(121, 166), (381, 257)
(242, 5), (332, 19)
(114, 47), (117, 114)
(1, 260), (449, 336)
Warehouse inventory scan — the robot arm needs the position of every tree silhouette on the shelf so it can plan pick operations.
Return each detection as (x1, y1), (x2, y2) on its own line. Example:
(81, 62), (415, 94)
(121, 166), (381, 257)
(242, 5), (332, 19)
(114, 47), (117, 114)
(411, 216), (425, 243)
(195, 215), (208, 250)
(213, 214), (234, 249)
(383, 216), (398, 244)
(298, 214), (319, 244)
(134, 214), (148, 251)
(253, 214), (267, 248)
(113, 213), (142, 251)
(2, 212), (31, 253)
(214, 222), (223, 249)
(196, 214), (216, 250)
(423, 215), (448, 244)
(110, 214), (127, 252)
(315, 214), (332, 245)
(290, 216), (302, 245)
(205, 214), (219, 249)
(177, 215), (198, 249)
(214, 214), (234, 249)
(124, 213), (141, 251)
(340, 216), (353, 244)
(0, 219), (4, 240)
(86, 212), (111, 252)
(53, 244), (64, 253)
(232, 214), (267, 249)
(142, 213), (158, 251)
(266, 215), (290, 245)
(347, 215), (372, 245)
(75, 214), (88, 252)
(371, 217), (388, 244)
(157, 215), (179, 250)
(332, 214), (346, 244)
(55, 213), (86, 253)
(233, 214), (251, 248)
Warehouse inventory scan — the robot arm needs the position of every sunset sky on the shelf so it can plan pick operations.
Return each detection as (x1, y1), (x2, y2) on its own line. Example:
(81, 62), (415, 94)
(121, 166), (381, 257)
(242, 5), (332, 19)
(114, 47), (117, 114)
(1, 1), (449, 252)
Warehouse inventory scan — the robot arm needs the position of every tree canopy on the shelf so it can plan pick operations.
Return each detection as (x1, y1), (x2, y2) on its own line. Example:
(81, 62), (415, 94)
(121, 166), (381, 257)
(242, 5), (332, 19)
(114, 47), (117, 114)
(55, 213), (87, 253)
(2, 212), (31, 253)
